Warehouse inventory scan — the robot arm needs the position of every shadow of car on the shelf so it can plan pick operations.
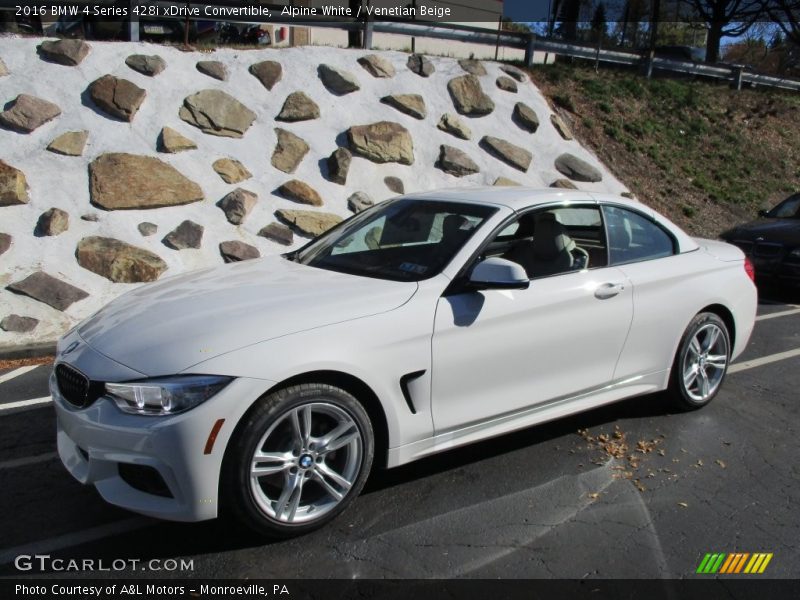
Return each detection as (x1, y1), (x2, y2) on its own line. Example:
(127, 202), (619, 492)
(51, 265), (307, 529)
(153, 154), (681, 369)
(720, 193), (800, 288)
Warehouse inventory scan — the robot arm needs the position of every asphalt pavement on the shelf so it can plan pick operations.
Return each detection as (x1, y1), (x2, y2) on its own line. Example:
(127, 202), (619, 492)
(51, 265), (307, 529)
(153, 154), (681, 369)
(1, 290), (799, 579)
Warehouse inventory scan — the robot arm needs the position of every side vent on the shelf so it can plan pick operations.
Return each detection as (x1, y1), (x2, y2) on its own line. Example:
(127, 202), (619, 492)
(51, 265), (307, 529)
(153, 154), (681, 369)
(399, 370), (426, 415)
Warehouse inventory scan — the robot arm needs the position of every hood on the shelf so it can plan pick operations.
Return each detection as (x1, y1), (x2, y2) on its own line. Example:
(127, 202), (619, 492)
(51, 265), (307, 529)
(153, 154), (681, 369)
(721, 218), (800, 246)
(77, 255), (418, 376)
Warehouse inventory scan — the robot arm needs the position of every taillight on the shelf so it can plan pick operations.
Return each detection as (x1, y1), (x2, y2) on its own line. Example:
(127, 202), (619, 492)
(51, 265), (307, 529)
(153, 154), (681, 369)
(744, 256), (756, 282)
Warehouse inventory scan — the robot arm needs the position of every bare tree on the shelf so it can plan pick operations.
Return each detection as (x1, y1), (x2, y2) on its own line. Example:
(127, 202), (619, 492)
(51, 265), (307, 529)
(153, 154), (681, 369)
(766, 0), (800, 45)
(681, 0), (765, 63)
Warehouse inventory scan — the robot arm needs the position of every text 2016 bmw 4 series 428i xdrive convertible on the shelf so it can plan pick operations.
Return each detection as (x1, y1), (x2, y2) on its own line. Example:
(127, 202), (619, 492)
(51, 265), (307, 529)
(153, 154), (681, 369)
(52, 188), (757, 536)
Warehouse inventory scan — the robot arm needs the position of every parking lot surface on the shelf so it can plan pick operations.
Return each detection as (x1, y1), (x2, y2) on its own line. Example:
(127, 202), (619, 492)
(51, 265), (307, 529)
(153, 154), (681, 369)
(1, 292), (799, 579)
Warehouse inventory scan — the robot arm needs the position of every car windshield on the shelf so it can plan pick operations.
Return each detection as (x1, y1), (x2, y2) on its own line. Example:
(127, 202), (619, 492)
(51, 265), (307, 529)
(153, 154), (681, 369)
(291, 198), (497, 281)
(768, 195), (800, 218)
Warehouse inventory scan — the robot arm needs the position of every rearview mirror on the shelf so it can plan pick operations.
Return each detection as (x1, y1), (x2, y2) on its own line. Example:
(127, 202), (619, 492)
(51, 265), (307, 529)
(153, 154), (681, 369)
(468, 257), (529, 290)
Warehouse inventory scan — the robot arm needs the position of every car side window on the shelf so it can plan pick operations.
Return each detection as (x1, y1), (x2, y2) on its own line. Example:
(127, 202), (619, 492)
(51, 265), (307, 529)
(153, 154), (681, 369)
(603, 206), (675, 265)
(482, 205), (607, 280)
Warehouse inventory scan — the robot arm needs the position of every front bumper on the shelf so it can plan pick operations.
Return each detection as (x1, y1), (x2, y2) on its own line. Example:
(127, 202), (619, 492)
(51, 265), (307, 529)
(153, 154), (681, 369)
(53, 350), (274, 522)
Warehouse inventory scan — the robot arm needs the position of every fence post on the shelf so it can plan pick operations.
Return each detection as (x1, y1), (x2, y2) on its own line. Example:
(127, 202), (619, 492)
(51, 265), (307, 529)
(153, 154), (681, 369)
(524, 33), (535, 67)
(363, 16), (373, 50)
(733, 65), (744, 91)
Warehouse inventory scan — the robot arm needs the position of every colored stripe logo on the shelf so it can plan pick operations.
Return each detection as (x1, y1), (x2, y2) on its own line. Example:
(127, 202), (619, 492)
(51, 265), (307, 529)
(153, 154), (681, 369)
(696, 553), (773, 574)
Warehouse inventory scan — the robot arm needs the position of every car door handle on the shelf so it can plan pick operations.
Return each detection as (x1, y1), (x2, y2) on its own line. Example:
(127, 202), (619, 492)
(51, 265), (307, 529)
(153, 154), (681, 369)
(594, 282), (625, 299)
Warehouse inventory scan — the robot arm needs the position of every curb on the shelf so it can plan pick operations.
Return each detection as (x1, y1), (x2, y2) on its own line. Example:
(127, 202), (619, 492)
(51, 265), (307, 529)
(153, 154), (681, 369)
(0, 342), (57, 361)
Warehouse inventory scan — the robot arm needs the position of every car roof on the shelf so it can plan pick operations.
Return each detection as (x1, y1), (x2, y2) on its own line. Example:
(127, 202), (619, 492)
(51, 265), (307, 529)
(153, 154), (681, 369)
(401, 186), (642, 212)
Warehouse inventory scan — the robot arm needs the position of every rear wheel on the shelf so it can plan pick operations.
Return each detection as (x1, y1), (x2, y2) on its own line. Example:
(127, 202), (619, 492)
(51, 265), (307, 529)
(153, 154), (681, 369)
(222, 384), (374, 537)
(667, 312), (730, 410)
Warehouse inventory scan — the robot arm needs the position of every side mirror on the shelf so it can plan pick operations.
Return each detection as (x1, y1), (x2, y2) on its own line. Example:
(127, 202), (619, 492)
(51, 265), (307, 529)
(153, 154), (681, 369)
(468, 257), (529, 290)
(758, 209), (770, 218)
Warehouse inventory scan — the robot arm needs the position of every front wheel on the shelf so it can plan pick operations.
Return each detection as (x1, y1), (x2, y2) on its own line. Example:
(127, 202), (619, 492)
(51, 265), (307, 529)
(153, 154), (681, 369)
(221, 384), (374, 537)
(667, 312), (731, 411)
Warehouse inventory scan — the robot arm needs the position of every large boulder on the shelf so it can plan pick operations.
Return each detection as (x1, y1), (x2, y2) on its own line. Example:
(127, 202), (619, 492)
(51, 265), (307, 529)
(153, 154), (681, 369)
(358, 54), (396, 78)
(179, 90), (256, 138)
(276, 91), (320, 122)
(437, 113), (471, 140)
(89, 153), (204, 210)
(125, 54), (166, 76)
(551, 178), (578, 189)
(496, 76), (518, 93)
(347, 191), (374, 214)
(276, 209), (342, 237)
(6, 272), (88, 311)
(37, 39), (90, 66)
(213, 158), (251, 184)
(0, 315), (38, 333)
(551, 113), (574, 140)
(0, 160), (29, 206)
(347, 121), (414, 165)
(35, 208), (69, 236)
(196, 60), (227, 81)
(258, 222), (294, 246)
(318, 64), (360, 95)
(480, 136), (532, 172)
(158, 127), (196, 153)
(436, 145), (480, 177)
(447, 75), (494, 117)
(47, 130), (88, 156)
(0, 94), (61, 133)
(384, 176), (404, 194)
(219, 241), (260, 263)
(513, 102), (540, 133)
(499, 65), (527, 82)
(458, 58), (487, 76)
(277, 180), (323, 206)
(271, 128), (309, 174)
(381, 94), (427, 120)
(494, 177), (521, 186)
(555, 153), (603, 182)
(0, 233), (11, 255)
(163, 220), (204, 250)
(249, 60), (282, 90)
(87, 75), (146, 122)
(218, 188), (257, 224)
(327, 147), (351, 185)
(76, 236), (168, 283)
(407, 54), (434, 77)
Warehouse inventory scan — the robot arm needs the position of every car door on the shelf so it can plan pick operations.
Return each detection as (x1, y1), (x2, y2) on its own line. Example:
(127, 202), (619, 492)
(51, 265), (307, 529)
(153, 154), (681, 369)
(430, 204), (634, 433)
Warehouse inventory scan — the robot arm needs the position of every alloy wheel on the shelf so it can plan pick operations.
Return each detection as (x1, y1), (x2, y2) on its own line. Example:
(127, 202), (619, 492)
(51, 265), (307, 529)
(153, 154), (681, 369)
(249, 402), (363, 524)
(682, 323), (729, 403)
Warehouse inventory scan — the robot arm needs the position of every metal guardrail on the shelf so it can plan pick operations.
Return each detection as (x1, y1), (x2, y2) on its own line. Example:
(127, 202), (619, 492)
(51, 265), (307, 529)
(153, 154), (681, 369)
(1, 0), (798, 93)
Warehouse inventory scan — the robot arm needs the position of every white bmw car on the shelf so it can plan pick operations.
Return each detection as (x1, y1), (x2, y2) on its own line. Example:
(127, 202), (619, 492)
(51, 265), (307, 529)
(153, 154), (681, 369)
(52, 188), (757, 536)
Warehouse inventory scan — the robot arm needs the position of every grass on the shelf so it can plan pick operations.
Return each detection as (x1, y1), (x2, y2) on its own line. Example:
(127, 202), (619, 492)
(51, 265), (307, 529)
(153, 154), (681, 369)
(527, 60), (800, 235)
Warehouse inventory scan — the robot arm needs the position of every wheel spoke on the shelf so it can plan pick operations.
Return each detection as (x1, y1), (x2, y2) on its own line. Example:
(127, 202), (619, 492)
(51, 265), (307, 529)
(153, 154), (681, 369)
(312, 469), (344, 501)
(699, 369), (711, 398)
(689, 337), (702, 356)
(251, 451), (291, 477)
(704, 327), (720, 352)
(318, 421), (359, 454)
(317, 462), (353, 492)
(300, 406), (312, 446)
(684, 364), (699, 388)
(706, 354), (727, 370)
(274, 472), (304, 522)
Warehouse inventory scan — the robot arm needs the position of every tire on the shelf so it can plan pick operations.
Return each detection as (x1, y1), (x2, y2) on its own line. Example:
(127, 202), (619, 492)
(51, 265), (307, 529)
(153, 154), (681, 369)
(221, 384), (374, 537)
(667, 312), (731, 411)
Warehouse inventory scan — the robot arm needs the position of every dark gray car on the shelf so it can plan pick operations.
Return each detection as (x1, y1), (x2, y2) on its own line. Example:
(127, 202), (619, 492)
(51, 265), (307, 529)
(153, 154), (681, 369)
(720, 193), (800, 287)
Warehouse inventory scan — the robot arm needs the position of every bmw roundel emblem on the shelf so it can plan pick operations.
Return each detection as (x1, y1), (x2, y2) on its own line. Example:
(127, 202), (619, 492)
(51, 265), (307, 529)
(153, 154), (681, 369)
(62, 341), (79, 356)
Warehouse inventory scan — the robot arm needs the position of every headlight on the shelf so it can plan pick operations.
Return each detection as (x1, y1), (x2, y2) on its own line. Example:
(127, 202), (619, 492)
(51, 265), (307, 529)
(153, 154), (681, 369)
(788, 248), (800, 259)
(106, 375), (232, 416)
